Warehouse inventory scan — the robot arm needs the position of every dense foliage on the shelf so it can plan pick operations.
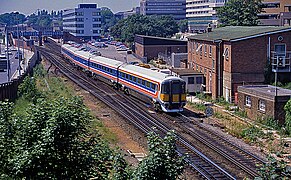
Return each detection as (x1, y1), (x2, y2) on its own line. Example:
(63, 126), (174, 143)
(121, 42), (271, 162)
(284, 99), (291, 135)
(256, 155), (291, 179)
(0, 67), (185, 179)
(217, 0), (263, 26)
(101, 7), (119, 35)
(110, 14), (179, 42)
(0, 12), (26, 25)
(133, 131), (184, 179)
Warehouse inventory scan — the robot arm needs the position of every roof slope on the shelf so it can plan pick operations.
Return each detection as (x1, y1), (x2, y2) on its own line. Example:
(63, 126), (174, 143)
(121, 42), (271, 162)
(187, 26), (291, 42)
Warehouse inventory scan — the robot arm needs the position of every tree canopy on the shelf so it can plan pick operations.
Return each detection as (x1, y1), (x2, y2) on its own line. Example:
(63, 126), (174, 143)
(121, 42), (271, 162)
(110, 14), (179, 42)
(101, 7), (119, 35)
(0, 12), (26, 26)
(217, 0), (263, 26)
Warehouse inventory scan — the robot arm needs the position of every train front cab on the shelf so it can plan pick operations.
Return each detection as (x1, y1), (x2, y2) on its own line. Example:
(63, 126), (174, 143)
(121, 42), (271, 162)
(159, 79), (186, 112)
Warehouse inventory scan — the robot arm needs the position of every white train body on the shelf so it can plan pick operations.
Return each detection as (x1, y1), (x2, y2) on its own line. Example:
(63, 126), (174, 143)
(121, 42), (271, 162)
(61, 43), (186, 112)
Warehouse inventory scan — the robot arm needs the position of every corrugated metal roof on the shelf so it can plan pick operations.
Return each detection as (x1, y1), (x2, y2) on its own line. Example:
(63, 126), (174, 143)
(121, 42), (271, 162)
(187, 26), (291, 42)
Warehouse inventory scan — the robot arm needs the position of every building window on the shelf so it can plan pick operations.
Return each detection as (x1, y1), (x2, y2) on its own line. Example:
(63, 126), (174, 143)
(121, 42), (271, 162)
(274, 44), (286, 56)
(258, 99), (266, 112)
(76, 24), (84, 28)
(188, 77), (194, 84)
(223, 47), (229, 60)
(209, 45), (212, 57)
(196, 43), (202, 55)
(93, 18), (101, 22)
(76, 18), (84, 22)
(196, 65), (198, 71)
(93, 24), (101, 28)
(212, 59), (215, 71)
(75, 12), (84, 16)
(204, 44), (207, 56)
(92, 12), (101, 16)
(196, 77), (203, 84)
(245, 96), (251, 107)
(93, 30), (100, 34)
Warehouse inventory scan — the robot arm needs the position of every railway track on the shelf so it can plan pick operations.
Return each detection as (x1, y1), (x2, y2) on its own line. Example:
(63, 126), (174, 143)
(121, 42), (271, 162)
(37, 40), (265, 179)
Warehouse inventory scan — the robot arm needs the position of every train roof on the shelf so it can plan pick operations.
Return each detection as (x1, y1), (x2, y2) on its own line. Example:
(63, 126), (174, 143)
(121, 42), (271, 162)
(62, 43), (181, 83)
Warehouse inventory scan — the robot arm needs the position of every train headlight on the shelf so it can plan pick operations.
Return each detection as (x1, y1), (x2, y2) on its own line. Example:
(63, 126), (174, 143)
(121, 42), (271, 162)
(160, 94), (169, 102)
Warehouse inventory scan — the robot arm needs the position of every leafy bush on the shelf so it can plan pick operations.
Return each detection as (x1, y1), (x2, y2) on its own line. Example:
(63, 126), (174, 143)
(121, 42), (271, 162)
(18, 76), (43, 102)
(234, 109), (248, 118)
(256, 154), (291, 179)
(240, 125), (264, 143)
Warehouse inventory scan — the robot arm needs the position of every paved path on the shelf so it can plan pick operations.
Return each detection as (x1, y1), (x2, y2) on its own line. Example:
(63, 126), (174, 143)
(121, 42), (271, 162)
(0, 44), (34, 84)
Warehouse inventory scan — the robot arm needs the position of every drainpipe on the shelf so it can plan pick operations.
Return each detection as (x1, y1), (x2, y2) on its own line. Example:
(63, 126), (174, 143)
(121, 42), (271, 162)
(214, 39), (222, 98)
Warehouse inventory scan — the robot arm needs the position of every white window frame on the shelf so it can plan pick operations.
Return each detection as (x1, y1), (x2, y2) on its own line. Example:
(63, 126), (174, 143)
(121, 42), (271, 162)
(245, 96), (251, 107)
(259, 99), (266, 112)
(223, 47), (229, 60)
(209, 45), (212, 57)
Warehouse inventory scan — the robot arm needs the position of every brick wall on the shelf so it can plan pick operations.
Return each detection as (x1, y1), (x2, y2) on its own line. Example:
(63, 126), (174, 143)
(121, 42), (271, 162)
(238, 87), (289, 124)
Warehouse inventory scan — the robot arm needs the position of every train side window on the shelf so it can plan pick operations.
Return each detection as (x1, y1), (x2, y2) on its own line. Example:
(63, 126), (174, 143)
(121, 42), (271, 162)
(122, 73), (125, 78)
(137, 78), (141, 84)
(129, 75), (132, 81)
(151, 83), (156, 90)
(133, 76), (136, 82)
(142, 80), (145, 86)
(125, 74), (128, 79)
(146, 81), (150, 88)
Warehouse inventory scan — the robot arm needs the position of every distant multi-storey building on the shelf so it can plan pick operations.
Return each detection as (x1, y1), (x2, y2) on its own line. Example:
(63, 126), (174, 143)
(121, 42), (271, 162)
(186, 0), (228, 33)
(63, 4), (101, 40)
(259, 0), (291, 26)
(140, 0), (186, 20)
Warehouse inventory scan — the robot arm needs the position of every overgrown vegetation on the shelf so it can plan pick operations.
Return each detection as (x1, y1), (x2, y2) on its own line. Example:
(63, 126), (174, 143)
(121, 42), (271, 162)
(0, 64), (185, 179)
(240, 125), (264, 143)
(256, 154), (291, 179)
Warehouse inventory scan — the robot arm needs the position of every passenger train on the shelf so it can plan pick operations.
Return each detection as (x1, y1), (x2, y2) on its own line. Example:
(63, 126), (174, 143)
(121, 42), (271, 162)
(61, 43), (186, 112)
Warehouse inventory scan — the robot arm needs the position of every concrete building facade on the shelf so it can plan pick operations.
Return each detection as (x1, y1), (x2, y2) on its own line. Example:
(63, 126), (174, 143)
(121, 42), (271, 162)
(63, 4), (101, 40)
(238, 85), (291, 124)
(140, 0), (186, 20)
(187, 26), (291, 102)
(186, 0), (228, 33)
(259, 0), (291, 26)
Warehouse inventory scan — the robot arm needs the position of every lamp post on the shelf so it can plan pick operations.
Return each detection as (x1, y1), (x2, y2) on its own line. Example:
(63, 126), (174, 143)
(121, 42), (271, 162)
(5, 24), (10, 81)
(22, 23), (25, 63)
(15, 12), (21, 76)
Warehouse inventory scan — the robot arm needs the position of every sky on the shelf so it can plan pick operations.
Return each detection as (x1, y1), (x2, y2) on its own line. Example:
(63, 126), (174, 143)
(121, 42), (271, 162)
(0, 0), (140, 15)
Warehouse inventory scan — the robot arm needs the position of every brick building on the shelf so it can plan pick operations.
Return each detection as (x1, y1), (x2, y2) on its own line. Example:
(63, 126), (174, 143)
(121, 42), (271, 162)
(238, 85), (291, 124)
(259, 0), (291, 26)
(135, 34), (187, 62)
(187, 26), (291, 102)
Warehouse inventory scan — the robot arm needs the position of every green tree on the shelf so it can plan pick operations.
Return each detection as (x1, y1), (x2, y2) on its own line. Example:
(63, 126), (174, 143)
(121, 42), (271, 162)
(133, 131), (185, 179)
(217, 0), (262, 26)
(0, 97), (117, 179)
(0, 12), (25, 25)
(284, 99), (291, 135)
(178, 19), (188, 33)
(110, 15), (179, 42)
(101, 7), (118, 34)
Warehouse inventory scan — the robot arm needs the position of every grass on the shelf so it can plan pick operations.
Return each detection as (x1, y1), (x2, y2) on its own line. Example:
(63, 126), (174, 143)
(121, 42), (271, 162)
(188, 102), (207, 112)
(14, 97), (31, 117)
